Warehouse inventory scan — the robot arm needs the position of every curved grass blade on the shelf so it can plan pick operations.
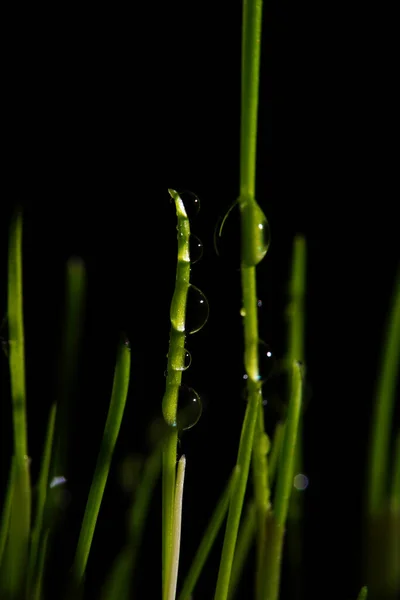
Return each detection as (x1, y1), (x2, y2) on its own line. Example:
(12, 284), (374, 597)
(71, 335), (131, 588)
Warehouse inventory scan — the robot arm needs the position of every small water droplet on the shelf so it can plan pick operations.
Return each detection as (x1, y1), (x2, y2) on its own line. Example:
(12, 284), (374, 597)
(293, 473), (309, 491)
(178, 190), (200, 221)
(240, 307), (246, 317)
(176, 385), (202, 430)
(257, 299), (263, 308)
(185, 285), (209, 334)
(190, 235), (203, 264)
(256, 341), (275, 382)
(50, 475), (67, 488)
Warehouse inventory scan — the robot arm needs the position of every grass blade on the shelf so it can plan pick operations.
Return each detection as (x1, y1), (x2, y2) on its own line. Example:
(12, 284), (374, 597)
(367, 266), (400, 515)
(4, 206), (31, 597)
(27, 403), (57, 593)
(356, 586), (368, 600)
(228, 501), (256, 600)
(0, 458), (15, 569)
(262, 361), (303, 600)
(71, 335), (131, 587)
(167, 455), (186, 600)
(179, 466), (240, 600)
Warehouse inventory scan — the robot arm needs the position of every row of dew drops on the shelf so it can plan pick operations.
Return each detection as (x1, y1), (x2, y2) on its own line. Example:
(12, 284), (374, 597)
(165, 191), (274, 432)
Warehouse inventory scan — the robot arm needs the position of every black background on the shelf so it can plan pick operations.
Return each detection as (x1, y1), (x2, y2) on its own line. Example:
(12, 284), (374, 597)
(1, 1), (398, 599)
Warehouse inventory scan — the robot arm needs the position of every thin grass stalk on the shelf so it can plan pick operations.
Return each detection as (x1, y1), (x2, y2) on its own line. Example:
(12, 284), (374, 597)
(262, 361), (303, 600)
(71, 335), (131, 586)
(214, 1), (265, 597)
(179, 466), (240, 600)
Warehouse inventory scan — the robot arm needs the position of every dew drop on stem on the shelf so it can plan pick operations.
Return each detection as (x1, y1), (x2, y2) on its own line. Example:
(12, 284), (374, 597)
(189, 234), (203, 264)
(186, 285), (209, 334)
(165, 349), (192, 375)
(178, 190), (200, 221)
(176, 384), (202, 430)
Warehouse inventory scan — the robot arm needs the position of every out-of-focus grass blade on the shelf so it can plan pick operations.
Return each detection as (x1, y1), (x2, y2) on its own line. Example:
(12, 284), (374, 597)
(367, 266), (400, 515)
(0, 458), (15, 568)
(4, 206), (31, 597)
(228, 501), (256, 600)
(262, 361), (303, 600)
(391, 431), (400, 512)
(71, 335), (131, 588)
(27, 403), (57, 593)
(51, 256), (86, 481)
(179, 466), (240, 600)
(356, 586), (368, 600)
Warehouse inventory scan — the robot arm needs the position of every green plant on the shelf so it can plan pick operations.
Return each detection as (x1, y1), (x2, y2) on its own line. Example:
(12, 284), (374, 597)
(1, 1), (399, 599)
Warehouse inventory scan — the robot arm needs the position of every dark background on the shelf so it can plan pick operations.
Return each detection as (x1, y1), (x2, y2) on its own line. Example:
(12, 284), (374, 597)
(1, 1), (398, 599)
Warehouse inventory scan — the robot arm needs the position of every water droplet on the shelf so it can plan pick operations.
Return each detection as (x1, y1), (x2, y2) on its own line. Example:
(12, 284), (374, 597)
(178, 190), (200, 221)
(241, 202), (271, 266)
(176, 385), (202, 430)
(256, 341), (275, 382)
(244, 341), (275, 383)
(185, 285), (209, 334)
(190, 235), (203, 264)
(293, 473), (309, 491)
(214, 201), (271, 267)
(257, 299), (263, 308)
(214, 201), (241, 268)
(165, 349), (192, 374)
(240, 307), (246, 317)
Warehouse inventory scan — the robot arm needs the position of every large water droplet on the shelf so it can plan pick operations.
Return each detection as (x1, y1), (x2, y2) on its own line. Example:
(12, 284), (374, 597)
(214, 201), (271, 268)
(186, 285), (209, 334)
(178, 190), (200, 221)
(190, 234), (203, 264)
(241, 202), (271, 266)
(240, 307), (246, 317)
(166, 349), (192, 374)
(176, 385), (202, 430)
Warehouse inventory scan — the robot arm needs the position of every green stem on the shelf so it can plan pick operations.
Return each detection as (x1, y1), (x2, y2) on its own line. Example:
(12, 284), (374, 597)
(167, 455), (186, 600)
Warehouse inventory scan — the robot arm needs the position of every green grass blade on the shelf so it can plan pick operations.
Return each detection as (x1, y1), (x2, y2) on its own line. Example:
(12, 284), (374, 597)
(367, 266), (400, 515)
(391, 430), (400, 512)
(228, 501), (256, 600)
(356, 586), (368, 600)
(101, 445), (162, 600)
(27, 403), (57, 593)
(0, 458), (15, 568)
(262, 361), (303, 600)
(52, 257), (86, 480)
(31, 529), (49, 600)
(179, 466), (240, 600)
(5, 206), (31, 597)
(167, 455), (186, 600)
(286, 235), (306, 598)
(71, 335), (131, 587)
